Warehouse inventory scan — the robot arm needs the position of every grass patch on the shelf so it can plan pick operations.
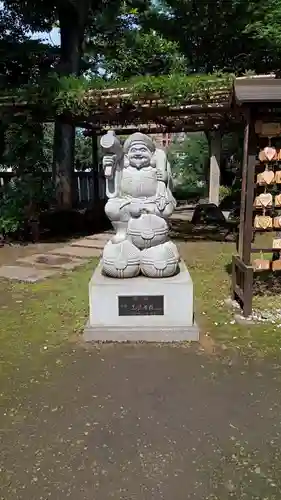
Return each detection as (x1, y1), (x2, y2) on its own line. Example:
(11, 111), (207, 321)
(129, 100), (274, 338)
(181, 235), (281, 356)
(0, 259), (98, 383)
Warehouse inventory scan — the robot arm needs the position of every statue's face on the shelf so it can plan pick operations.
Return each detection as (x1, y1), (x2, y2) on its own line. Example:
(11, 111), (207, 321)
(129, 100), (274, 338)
(128, 142), (152, 169)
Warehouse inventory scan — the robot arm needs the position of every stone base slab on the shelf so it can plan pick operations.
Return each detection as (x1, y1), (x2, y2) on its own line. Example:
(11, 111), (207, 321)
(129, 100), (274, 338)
(83, 260), (198, 343)
(83, 321), (199, 342)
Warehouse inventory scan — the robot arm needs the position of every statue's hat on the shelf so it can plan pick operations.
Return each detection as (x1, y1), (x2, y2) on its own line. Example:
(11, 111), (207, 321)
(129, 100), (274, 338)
(123, 133), (155, 153)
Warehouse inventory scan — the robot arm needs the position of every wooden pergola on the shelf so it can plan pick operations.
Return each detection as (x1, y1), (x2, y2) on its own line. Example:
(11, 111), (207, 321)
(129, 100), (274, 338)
(0, 77), (241, 207)
(0, 75), (270, 206)
(76, 80), (242, 206)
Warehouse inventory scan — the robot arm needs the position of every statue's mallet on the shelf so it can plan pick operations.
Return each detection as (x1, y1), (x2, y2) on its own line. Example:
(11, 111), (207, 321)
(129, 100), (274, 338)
(100, 130), (123, 178)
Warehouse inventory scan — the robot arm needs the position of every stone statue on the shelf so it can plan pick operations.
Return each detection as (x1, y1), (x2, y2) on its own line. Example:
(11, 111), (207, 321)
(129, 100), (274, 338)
(100, 131), (179, 278)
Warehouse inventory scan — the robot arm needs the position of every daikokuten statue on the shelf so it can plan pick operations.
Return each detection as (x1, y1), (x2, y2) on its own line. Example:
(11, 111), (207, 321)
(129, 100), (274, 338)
(100, 131), (179, 278)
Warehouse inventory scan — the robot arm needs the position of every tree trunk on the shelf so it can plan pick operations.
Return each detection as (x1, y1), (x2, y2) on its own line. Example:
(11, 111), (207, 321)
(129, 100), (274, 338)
(0, 122), (6, 161)
(52, 0), (90, 209)
(53, 119), (76, 208)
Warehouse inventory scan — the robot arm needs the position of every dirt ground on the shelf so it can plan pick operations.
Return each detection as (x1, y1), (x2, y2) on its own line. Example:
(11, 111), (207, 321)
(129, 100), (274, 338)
(1, 343), (281, 500)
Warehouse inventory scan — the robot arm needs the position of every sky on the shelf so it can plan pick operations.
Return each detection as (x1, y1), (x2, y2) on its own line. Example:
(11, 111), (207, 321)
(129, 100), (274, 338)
(0, 0), (61, 45)
(30, 28), (60, 46)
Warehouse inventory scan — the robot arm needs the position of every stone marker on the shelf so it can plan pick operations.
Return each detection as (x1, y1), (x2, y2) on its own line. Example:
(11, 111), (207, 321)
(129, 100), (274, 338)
(84, 131), (198, 342)
(0, 265), (57, 282)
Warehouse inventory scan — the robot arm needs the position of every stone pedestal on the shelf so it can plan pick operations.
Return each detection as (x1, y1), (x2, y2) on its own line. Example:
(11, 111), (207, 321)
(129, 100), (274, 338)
(83, 261), (198, 342)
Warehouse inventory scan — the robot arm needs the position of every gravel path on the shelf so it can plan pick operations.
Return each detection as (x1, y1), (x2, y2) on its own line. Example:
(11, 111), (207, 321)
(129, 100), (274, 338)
(1, 343), (281, 499)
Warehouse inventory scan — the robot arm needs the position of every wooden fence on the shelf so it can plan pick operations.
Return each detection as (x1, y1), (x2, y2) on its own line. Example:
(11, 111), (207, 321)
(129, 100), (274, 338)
(0, 170), (106, 205)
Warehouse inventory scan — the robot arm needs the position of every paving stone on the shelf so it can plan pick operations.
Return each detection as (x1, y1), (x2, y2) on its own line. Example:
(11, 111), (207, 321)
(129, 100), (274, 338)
(86, 232), (112, 240)
(0, 265), (57, 282)
(17, 254), (88, 270)
(50, 245), (101, 258)
(71, 238), (105, 249)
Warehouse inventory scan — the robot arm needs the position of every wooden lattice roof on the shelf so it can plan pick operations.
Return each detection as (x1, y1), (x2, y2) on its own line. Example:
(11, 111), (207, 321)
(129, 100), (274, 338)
(76, 80), (234, 130)
(0, 74), (234, 131)
(2, 74), (279, 132)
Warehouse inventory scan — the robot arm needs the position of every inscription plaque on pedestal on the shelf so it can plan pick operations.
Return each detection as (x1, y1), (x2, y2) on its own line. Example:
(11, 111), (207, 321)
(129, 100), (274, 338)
(118, 295), (164, 316)
(85, 261), (198, 341)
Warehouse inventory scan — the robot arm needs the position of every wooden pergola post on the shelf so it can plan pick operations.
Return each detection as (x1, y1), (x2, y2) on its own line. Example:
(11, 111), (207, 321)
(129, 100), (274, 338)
(208, 129), (222, 206)
(232, 108), (255, 317)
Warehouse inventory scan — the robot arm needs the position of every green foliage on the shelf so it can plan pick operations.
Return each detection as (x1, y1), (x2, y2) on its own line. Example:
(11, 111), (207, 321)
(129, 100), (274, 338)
(0, 38), (58, 89)
(83, 0), (152, 76)
(0, 117), (54, 236)
(3, 117), (47, 172)
(245, 0), (281, 47)
(0, 6), (57, 90)
(0, 182), (24, 233)
(74, 131), (92, 169)
(3, 0), (56, 32)
(3, 0), (281, 219)
(143, 0), (281, 74)
(5, 0), (281, 79)
(3, 0), (153, 77)
(0, 174), (54, 235)
(168, 133), (208, 200)
(219, 185), (232, 203)
(42, 123), (93, 168)
(100, 30), (187, 79)
(12, 72), (234, 117)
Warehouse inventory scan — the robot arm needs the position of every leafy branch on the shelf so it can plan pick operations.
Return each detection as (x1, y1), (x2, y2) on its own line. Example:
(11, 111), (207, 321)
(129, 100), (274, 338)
(0, 72), (235, 117)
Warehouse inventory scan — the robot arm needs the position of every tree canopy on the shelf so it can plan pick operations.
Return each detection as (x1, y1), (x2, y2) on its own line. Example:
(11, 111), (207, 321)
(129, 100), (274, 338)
(1, 0), (281, 219)
(245, 0), (281, 48)
(0, 6), (58, 89)
(3, 0), (281, 87)
(3, 0), (281, 82)
(142, 0), (281, 74)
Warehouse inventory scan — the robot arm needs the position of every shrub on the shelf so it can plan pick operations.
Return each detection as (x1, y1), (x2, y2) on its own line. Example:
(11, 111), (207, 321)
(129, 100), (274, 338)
(0, 173), (54, 238)
(219, 185), (232, 203)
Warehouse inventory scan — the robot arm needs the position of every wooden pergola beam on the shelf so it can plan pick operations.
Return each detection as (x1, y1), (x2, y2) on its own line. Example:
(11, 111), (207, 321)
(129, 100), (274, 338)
(81, 115), (241, 136)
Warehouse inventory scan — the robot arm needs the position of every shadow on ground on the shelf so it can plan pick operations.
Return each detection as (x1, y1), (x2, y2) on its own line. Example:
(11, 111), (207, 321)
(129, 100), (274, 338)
(170, 219), (237, 243)
(170, 202), (238, 242)
(225, 261), (281, 296)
